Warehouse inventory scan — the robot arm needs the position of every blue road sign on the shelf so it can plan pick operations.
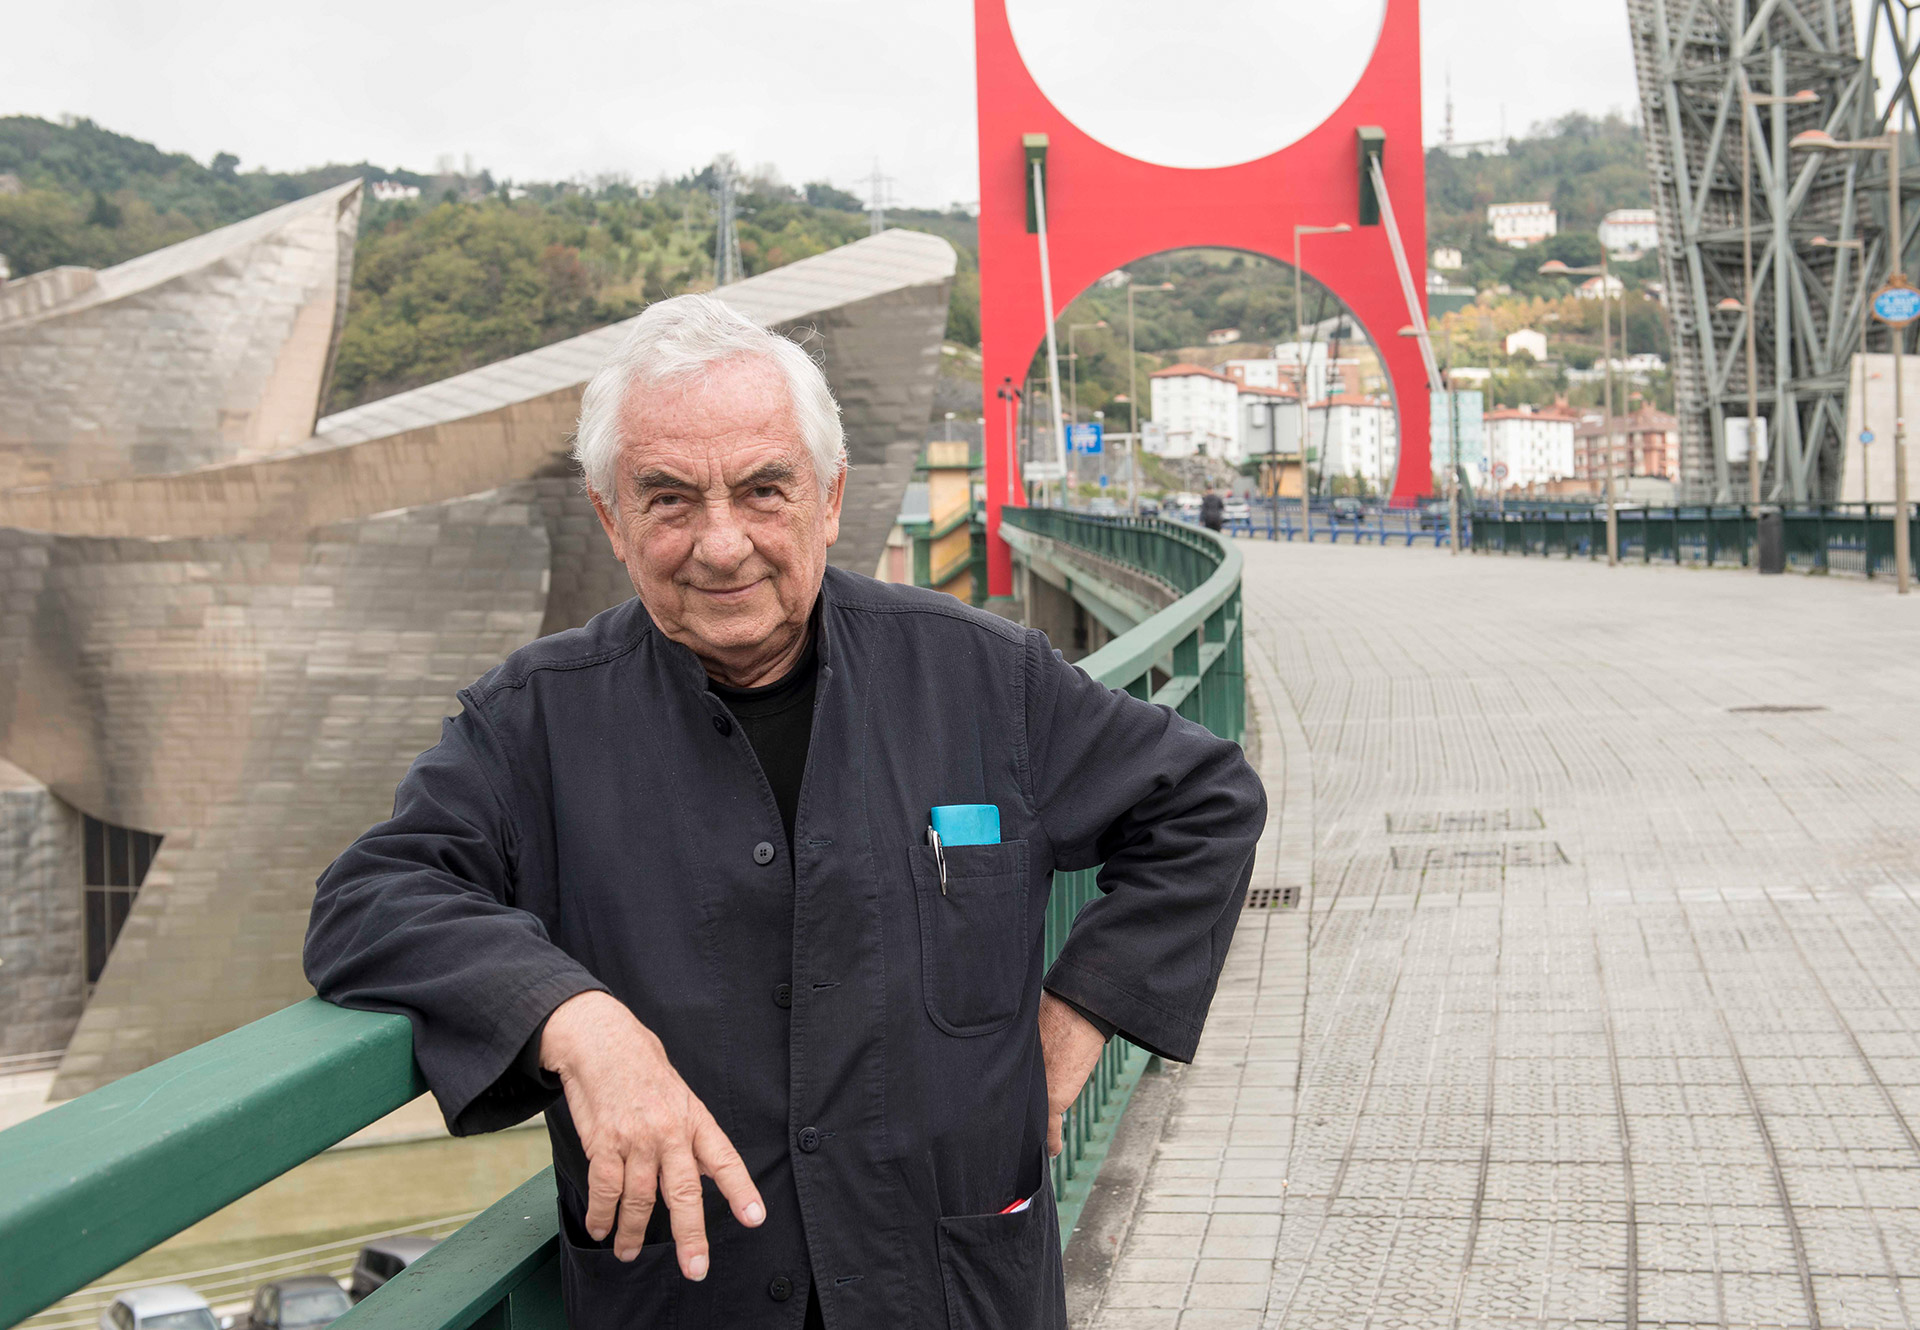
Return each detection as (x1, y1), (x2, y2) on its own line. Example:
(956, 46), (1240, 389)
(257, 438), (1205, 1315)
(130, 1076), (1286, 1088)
(1874, 283), (1920, 326)
(1862, 430), (1877, 444)
(1068, 422), (1104, 454)
(1098, 473), (1109, 488)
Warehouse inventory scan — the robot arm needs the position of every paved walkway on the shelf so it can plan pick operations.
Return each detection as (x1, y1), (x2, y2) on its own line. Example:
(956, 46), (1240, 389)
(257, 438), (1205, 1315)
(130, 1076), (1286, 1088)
(1084, 542), (1920, 1330)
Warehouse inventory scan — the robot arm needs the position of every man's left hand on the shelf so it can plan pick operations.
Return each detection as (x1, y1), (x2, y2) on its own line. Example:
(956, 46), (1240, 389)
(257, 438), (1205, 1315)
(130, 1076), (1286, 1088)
(1038, 992), (1108, 1157)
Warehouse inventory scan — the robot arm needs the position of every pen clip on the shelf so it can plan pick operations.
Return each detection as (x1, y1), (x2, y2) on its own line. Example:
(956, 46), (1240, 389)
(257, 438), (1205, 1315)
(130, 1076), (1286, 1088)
(927, 827), (947, 894)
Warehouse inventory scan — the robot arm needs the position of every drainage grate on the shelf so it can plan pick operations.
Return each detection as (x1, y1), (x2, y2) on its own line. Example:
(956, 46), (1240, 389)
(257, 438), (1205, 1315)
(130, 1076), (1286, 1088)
(1728, 704), (1828, 714)
(1390, 842), (1570, 871)
(1386, 809), (1545, 834)
(1245, 885), (1301, 910)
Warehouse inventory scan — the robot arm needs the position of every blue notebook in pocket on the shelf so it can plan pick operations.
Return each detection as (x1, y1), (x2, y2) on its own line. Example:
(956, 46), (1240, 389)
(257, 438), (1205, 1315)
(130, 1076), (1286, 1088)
(930, 804), (1000, 847)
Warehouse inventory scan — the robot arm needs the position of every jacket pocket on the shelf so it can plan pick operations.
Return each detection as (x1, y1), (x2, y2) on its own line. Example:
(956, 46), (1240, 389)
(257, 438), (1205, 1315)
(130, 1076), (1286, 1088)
(910, 839), (1030, 1037)
(556, 1195), (705, 1330)
(935, 1170), (1066, 1330)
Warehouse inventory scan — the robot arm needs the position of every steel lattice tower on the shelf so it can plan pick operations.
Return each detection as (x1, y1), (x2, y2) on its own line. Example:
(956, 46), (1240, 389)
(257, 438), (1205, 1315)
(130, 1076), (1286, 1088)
(1630, 0), (1920, 502)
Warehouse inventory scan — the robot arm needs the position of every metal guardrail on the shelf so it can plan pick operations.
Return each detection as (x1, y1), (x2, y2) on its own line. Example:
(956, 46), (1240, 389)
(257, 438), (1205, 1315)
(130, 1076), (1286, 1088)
(1001, 508), (1246, 1240)
(0, 514), (1248, 1329)
(1467, 502), (1920, 577)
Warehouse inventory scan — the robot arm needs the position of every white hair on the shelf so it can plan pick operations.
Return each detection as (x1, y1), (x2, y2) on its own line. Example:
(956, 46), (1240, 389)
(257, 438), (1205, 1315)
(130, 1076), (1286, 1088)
(573, 293), (847, 505)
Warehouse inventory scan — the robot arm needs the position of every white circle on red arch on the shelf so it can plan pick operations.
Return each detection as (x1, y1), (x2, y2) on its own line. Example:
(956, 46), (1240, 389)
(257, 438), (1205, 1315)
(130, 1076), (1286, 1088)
(1005, 0), (1390, 171)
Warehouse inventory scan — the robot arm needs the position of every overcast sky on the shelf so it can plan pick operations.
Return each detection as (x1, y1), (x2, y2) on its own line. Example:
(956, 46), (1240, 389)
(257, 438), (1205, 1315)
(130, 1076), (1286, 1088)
(0, 1), (1852, 208)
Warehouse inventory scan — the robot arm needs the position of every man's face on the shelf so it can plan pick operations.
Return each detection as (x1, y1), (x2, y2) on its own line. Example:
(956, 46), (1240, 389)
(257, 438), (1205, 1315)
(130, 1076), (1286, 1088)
(590, 355), (843, 681)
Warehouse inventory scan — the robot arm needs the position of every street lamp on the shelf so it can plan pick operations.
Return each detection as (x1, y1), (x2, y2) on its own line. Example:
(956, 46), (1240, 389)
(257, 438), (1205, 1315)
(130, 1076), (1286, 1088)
(1792, 124), (1908, 593)
(995, 377), (1022, 506)
(1813, 234), (1873, 506)
(1066, 320), (1106, 499)
(1736, 85), (1819, 510)
(1125, 280), (1175, 514)
(1401, 322), (1462, 554)
(1293, 223), (1352, 539)
(1540, 256), (1622, 566)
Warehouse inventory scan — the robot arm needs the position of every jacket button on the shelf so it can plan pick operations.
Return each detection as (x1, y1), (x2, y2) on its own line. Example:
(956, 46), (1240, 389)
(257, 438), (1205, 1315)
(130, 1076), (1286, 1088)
(774, 983), (792, 1009)
(798, 1126), (821, 1152)
(712, 713), (732, 737)
(768, 1275), (793, 1302)
(752, 841), (775, 866)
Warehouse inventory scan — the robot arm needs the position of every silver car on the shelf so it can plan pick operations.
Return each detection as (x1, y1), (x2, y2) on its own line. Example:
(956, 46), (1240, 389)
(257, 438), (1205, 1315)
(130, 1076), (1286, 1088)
(99, 1285), (218, 1330)
(348, 1236), (437, 1303)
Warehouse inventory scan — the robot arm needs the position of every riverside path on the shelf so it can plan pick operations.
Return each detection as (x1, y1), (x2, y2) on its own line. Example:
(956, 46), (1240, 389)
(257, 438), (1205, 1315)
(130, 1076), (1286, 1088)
(1079, 539), (1920, 1330)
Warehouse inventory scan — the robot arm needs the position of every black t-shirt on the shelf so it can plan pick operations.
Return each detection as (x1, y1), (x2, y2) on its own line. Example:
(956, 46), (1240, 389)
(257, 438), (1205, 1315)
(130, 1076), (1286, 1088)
(708, 631), (818, 855)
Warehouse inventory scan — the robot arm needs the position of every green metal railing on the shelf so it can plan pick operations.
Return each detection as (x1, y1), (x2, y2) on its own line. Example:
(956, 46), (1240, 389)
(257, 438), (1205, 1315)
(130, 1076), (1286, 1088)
(1467, 502), (1920, 576)
(1004, 508), (1245, 1241)
(0, 513), (1246, 1330)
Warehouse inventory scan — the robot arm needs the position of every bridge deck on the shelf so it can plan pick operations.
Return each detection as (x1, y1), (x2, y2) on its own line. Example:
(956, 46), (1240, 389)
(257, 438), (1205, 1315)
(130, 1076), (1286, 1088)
(1086, 541), (1920, 1330)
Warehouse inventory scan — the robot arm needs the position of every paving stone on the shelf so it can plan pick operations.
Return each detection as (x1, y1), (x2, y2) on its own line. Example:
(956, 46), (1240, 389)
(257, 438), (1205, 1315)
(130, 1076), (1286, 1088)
(1088, 543), (1920, 1329)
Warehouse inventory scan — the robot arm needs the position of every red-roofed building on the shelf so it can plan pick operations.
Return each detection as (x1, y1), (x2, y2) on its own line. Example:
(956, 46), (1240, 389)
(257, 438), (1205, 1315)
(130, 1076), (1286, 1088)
(1574, 405), (1680, 480)
(1149, 364), (1241, 459)
(1485, 403), (1578, 488)
(1307, 394), (1397, 491)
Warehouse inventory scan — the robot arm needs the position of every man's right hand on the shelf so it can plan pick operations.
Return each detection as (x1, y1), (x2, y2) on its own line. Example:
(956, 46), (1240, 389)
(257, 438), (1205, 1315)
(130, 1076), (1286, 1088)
(540, 990), (765, 1276)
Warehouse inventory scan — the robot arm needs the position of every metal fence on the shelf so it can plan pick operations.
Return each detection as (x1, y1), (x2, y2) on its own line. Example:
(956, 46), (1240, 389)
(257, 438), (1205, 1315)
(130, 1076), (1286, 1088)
(0, 513), (1249, 1330)
(1002, 509), (1246, 1234)
(1467, 503), (1920, 577)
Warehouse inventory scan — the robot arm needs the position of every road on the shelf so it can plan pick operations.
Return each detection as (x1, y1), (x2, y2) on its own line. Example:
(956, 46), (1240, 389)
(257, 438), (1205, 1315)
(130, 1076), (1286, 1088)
(1084, 540), (1920, 1330)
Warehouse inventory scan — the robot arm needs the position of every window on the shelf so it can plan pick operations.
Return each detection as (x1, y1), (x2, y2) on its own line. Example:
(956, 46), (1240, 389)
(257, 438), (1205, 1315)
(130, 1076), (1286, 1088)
(83, 815), (163, 986)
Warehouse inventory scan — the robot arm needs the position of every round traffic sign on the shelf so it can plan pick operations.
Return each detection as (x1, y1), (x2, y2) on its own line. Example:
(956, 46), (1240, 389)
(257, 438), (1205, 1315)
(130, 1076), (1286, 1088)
(1873, 280), (1920, 327)
(1492, 461), (1510, 481)
(1861, 429), (1876, 444)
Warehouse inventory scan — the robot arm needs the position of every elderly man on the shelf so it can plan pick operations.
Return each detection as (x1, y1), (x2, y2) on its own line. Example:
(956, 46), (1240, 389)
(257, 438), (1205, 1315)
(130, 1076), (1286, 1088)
(305, 294), (1265, 1329)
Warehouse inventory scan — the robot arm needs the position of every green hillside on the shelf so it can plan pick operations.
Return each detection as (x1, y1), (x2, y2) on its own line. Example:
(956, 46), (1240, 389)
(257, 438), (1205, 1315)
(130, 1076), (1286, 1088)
(0, 112), (1663, 418)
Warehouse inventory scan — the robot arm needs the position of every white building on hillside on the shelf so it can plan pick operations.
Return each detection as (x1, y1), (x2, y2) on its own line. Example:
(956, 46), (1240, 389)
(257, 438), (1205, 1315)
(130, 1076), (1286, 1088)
(1577, 273), (1625, 300)
(1432, 246), (1464, 270)
(1505, 328), (1548, 361)
(1221, 359), (1288, 390)
(1149, 364), (1241, 460)
(1484, 404), (1578, 488)
(1600, 208), (1660, 257)
(1271, 342), (1343, 403)
(1488, 201), (1557, 248)
(369, 180), (422, 203)
(1307, 395), (1397, 491)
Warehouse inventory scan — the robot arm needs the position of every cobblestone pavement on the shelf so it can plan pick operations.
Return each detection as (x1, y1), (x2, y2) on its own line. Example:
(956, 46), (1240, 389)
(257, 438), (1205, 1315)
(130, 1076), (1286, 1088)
(1086, 542), (1920, 1330)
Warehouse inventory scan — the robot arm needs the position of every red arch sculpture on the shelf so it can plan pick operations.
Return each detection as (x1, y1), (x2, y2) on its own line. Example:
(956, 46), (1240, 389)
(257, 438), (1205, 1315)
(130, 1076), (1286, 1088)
(973, 0), (1429, 597)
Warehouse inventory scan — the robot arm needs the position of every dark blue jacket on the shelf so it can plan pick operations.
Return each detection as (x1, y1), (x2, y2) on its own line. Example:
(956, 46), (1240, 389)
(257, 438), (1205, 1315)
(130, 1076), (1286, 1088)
(305, 567), (1264, 1329)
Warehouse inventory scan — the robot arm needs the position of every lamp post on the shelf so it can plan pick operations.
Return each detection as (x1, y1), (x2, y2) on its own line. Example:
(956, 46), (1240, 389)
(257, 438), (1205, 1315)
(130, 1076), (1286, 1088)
(1401, 321), (1461, 554)
(1293, 223), (1351, 541)
(1540, 257), (1622, 565)
(1066, 320), (1106, 501)
(1126, 280), (1175, 515)
(1813, 235), (1871, 505)
(995, 377), (1022, 507)
(1793, 125), (1908, 592)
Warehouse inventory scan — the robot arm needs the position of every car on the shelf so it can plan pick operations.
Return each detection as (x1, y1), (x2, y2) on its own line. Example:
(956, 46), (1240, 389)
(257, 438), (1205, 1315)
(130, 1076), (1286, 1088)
(99, 1286), (219, 1330)
(1223, 498), (1252, 526)
(243, 1276), (350, 1330)
(348, 1237), (438, 1303)
(1137, 497), (1161, 517)
(1331, 497), (1366, 522)
(1417, 499), (1450, 529)
(1087, 497), (1120, 517)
